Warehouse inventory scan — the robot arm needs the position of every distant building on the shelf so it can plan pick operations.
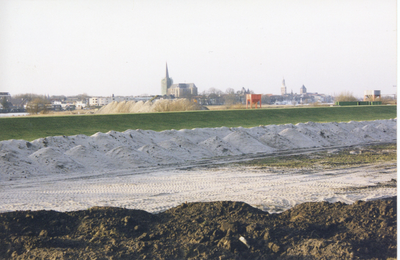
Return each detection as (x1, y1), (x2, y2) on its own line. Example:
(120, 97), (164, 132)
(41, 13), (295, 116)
(238, 87), (250, 95)
(281, 79), (287, 95)
(161, 63), (173, 95)
(272, 80), (334, 105)
(88, 95), (155, 107)
(161, 63), (198, 97)
(0, 92), (11, 110)
(75, 100), (87, 109)
(0, 92), (11, 98)
(89, 97), (112, 107)
(300, 85), (307, 94)
(364, 90), (381, 101)
(168, 83), (198, 97)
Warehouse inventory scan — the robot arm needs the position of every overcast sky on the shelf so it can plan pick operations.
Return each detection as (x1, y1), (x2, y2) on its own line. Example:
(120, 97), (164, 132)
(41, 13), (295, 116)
(0, 0), (397, 98)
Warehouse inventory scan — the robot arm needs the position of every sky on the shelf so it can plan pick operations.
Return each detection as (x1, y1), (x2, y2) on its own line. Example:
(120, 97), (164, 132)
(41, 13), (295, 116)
(0, 0), (397, 98)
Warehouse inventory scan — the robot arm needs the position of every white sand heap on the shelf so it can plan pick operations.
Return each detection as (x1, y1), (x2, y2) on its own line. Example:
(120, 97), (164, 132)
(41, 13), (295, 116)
(95, 99), (202, 114)
(0, 119), (396, 180)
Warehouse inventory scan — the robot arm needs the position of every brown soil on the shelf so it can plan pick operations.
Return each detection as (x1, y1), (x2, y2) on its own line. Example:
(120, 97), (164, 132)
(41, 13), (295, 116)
(0, 197), (396, 260)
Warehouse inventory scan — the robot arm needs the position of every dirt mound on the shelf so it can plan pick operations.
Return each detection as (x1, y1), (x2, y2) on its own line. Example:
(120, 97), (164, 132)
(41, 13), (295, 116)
(0, 197), (396, 259)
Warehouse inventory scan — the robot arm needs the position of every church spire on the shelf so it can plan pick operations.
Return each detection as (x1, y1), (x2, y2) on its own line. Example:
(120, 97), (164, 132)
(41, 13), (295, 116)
(281, 77), (287, 95)
(161, 62), (173, 95)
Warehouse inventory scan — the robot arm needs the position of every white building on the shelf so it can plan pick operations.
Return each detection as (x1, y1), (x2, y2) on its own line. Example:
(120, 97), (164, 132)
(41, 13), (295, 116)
(0, 92), (11, 99)
(89, 95), (157, 107)
(75, 100), (87, 109)
(89, 97), (113, 107)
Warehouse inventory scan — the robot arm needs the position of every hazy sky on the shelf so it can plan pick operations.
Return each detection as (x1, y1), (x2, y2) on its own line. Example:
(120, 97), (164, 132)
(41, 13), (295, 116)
(0, 0), (397, 98)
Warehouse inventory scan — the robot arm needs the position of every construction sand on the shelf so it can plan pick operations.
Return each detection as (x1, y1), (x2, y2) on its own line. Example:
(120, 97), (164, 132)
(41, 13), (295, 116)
(0, 119), (396, 213)
(0, 162), (396, 214)
(95, 99), (202, 114)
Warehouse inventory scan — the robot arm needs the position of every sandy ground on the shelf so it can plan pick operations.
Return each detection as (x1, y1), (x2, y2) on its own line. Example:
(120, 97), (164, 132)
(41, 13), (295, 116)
(0, 161), (396, 214)
(0, 119), (396, 214)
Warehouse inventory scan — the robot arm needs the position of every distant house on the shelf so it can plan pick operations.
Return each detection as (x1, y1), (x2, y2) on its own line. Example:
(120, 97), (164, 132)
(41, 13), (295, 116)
(0, 92), (11, 111)
(52, 104), (62, 111)
(0, 92), (11, 99)
(89, 97), (112, 107)
(51, 100), (62, 111)
(75, 100), (87, 109)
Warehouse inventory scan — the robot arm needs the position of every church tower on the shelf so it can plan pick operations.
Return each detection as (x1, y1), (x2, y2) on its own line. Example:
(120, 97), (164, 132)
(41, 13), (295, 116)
(161, 63), (173, 95)
(300, 85), (307, 94)
(281, 78), (287, 95)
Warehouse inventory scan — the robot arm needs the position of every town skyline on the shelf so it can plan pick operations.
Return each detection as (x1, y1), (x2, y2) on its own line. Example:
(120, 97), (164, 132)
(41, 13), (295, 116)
(0, 78), (383, 100)
(0, 1), (396, 98)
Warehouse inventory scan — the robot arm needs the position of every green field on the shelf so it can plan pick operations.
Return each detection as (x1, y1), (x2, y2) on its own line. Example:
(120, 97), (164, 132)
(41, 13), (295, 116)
(0, 105), (396, 141)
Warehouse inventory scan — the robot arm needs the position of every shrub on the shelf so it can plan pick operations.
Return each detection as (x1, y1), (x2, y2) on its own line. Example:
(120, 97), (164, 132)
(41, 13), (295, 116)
(27, 98), (51, 115)
(334, 91), (358, 102)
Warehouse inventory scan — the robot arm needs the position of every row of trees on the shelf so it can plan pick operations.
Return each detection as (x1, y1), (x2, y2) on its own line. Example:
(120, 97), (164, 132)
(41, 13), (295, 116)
(334, 91), (396, 104)
(5, 93), (90, 114)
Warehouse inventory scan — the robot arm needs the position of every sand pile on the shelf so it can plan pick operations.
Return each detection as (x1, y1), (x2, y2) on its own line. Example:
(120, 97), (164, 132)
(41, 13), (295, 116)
(95, 99), (203, 114)
(0, 119), (396, 180)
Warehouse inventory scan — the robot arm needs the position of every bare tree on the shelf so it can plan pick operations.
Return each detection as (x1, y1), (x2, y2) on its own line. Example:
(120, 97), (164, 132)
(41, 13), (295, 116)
(27, 98), (51, 114)
(334, 91), (358, 102)
(76, 93), (89, 100)
(224, 88), (238, 106)
(261, 95), (271, 105)
(225, 88), (235, 95)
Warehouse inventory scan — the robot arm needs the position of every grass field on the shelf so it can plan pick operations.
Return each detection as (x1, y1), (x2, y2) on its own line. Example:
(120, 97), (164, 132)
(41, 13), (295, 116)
(0, 105), (396, 141)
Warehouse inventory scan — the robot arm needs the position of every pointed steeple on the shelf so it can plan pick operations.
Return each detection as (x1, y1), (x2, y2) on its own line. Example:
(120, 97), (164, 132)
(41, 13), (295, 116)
(281, 77), (287, 95)
(161, 62), (173, 95)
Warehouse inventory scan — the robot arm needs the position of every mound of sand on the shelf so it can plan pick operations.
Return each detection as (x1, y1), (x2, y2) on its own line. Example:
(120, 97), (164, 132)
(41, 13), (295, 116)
(95, 99), (203, 114)
(0, 119), (396, 180)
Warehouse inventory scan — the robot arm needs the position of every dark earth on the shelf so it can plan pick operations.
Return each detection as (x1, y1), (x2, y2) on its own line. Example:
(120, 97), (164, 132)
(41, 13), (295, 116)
(0, 197), (396, 260)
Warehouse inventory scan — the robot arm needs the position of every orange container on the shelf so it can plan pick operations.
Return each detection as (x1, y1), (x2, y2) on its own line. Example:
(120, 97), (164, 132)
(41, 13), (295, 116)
(246, 94), (262, 109)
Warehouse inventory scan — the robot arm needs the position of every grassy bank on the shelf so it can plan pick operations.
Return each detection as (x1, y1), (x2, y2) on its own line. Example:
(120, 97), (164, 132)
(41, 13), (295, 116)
(0, 105), (396, 141)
